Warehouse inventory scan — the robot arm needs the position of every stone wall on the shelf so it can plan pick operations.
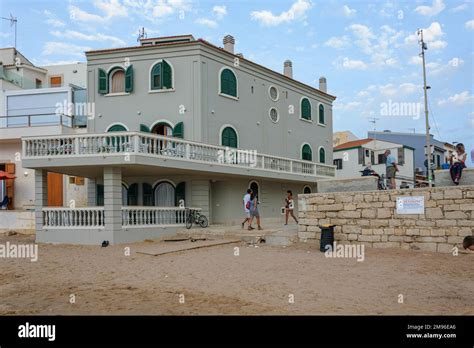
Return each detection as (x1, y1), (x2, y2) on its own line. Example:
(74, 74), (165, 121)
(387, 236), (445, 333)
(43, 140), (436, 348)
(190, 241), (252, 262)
(317, 176), (378, 193)
(434, 168), (474, 187)
(298, 185), (474, 253)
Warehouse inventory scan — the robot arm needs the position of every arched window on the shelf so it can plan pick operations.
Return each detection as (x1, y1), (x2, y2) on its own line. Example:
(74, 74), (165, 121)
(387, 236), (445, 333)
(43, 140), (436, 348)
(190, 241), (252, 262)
(301, 98), (311, 120)
(151, 122), (173, 136)
(220, 68), (237, 97)
(154, 181), (175, 207)
(128, 183), (138, 206)
(110, 68), (125, 93)
(221, 126), (238, 148)
(122, 184), (128, 206)
(140, 124), (150, 133)
(319, 147), (326, 163)
(107, 124), (127, 132)
(143, 183), (153, 206)
(319, 104), (325, 124)
(302, 144), (313, 161)
(303, 185), (312, 194)
(151, 60), (172, 90)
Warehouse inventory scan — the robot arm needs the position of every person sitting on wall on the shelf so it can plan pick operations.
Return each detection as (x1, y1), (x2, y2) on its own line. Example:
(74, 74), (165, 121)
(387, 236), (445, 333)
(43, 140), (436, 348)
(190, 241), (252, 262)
(384, 150), (399, 190)
(0, 196), (8, 210)
(449, 143), (467, 185)
(462, 236), (474, 251)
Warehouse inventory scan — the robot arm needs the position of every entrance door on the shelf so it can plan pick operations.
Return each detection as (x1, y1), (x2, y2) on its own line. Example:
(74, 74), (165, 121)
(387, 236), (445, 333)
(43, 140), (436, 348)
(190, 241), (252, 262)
(154, 182), (175, 207)
(47, 172), (63, 206)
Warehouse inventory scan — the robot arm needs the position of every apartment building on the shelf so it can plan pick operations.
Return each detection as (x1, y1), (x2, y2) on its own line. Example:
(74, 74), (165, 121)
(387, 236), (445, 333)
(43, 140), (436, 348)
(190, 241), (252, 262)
(21, 34), (336, 244)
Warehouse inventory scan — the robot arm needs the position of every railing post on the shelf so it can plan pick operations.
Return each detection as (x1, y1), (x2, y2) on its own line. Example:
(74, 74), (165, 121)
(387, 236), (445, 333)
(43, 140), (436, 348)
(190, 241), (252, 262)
(133, 134), (140, 153)
(185, 143), (190, 159)
(74, 137), (80, 155)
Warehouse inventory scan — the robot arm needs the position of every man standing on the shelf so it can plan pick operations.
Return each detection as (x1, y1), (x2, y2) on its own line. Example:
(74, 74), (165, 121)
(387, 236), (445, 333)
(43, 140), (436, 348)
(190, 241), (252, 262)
(384, 149), (398, 189)
(242, 189), (253, 229)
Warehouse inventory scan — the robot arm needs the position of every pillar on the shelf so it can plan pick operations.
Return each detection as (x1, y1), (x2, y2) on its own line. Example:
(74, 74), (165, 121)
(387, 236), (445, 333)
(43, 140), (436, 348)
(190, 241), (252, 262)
(34, 169), (48, 238)
(86, 178), (97, 206)
(103, 167), (122, 243)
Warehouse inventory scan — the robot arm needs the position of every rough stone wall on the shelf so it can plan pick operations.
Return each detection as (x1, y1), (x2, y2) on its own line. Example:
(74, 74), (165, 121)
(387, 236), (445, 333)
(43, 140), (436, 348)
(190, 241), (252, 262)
(434, 168), (474, 187)
(298, 185), (474, 253)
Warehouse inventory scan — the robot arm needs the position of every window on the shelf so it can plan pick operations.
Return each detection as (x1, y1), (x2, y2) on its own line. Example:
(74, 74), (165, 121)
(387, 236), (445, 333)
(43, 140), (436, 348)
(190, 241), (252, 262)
(269, 108), (279, 123)
(301, 144), (312, 161)
(154, 181), (175, 207)
(110, 69), (125, 93)
(220, 68), (237, 97)
(398, 148), (405, 165)
(358, 148), (365, 165)
(140, 124), (150, 133)
(319, 104), (325, 124)
(303, 185), (312, 194)
(143, 183), (154, 206)
(319, 147), (326, 164)
(301, 98), (311, 120)
(221, 126), (238, 148)
(50, 76), (62, 87)
(128, 183), (138, 206)
(371, 151), (375, 165)
(175, 182), (186, 206)
(378, 153), (386, 164)
(436, 154), (441, 169)
(334, 158), (343, 170)
(151, 60), (172, 90)
(122, 184), (128, 206)
(35, 79), (42, 88)
(269, 86), (278, 101)
(96, 184), (104, 206)
(107, 124), (127, 132)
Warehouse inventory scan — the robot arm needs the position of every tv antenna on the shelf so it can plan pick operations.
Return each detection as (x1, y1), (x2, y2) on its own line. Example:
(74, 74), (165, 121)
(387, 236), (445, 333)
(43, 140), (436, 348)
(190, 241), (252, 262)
(1, 14), (18, 48)
(137, 27), (147, 42)
(368, 117), (379, 149)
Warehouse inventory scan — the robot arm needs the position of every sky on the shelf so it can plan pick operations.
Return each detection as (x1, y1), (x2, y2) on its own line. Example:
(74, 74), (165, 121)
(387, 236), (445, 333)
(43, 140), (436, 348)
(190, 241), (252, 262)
(1, 0), (473, 163)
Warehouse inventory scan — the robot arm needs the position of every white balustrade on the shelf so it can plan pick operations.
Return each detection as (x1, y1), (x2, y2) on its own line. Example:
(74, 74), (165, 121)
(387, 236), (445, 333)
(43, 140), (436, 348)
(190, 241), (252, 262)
(121, 207), (199, 227)
(23, 132), (336, 178)
(43, 207), (104, 228)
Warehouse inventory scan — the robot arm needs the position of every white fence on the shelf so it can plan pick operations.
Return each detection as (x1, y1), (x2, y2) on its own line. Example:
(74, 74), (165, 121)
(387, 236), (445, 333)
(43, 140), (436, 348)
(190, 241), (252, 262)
(43, 207), (104, 228)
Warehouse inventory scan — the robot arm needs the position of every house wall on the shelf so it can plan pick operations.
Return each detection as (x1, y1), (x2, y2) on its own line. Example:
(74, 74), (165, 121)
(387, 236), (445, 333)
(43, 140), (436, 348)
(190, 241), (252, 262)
(42, 63), (87, 88)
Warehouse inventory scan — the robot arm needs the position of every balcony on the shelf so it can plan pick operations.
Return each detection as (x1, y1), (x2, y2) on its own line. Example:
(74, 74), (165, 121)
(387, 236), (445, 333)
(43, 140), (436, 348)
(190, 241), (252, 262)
(22, 132), (335, 182)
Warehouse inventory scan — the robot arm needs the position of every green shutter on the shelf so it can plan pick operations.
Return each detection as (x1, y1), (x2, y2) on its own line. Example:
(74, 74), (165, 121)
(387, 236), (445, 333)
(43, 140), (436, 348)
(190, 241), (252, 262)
(319, 148), (326, 163)
(173, 122), (184, 138)
(222, 127), (237, 148)
(221, 69), (236, 97)
(302, 144), (312, 161)
(98, 68), (108, 94)
(108, 124), (127, 132)
(96, 184), (104, 206)
(142, 183), (154, 206)
(151, 63), (162, 90)
(128, 183), (138, 206)
(125, 65), (133, 93)
(175, 182), (186, 206)
(319, 104), (325, 124)
(163, 60), (172, 89)
(301, 98), (311, 120)
(140, 124), (150, 132)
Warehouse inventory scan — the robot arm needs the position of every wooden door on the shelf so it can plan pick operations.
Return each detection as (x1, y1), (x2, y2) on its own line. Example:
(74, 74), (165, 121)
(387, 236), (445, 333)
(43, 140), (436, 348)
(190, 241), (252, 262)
(47, 172), (63, 207)
(5, 163), (15, 209)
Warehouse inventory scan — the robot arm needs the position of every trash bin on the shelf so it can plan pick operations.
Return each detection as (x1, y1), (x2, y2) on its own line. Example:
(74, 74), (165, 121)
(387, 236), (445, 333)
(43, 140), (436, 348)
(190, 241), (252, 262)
(319, 224), (335, 252)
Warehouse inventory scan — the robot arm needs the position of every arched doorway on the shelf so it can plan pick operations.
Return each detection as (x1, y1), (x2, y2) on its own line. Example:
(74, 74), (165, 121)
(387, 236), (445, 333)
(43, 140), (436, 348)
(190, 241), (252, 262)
(152, 122), (173, 136)
(154, 181), (175, 207)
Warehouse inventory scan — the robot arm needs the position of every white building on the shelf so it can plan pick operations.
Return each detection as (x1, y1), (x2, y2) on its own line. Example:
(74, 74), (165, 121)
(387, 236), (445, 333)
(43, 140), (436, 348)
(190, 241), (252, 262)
(333, 138), (415, 189)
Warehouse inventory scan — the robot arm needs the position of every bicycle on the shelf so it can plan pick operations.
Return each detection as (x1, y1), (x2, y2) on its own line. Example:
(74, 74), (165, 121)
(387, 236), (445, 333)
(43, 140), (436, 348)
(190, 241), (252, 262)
(185, 209), (208, 229)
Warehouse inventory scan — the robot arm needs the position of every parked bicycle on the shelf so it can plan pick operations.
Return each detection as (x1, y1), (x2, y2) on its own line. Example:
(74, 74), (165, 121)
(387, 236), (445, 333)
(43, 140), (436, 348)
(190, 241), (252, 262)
(185, 208), (208, 229)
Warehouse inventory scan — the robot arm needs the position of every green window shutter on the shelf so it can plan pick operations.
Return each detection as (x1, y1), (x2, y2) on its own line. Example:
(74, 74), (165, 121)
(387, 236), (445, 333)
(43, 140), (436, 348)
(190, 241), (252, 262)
(319, 148), (326, 163)
(140, 124), (150, 132)
(222, 127), (237, 148)
(302, 144), (312, 161)
(221, 69), (236, 97)
(98, 68), (108, 94)
(319, 104), (325, 124)
(175, 182), (186, 206)
(96, 184), (104, 206)
(125, 65), (133, 93)
(163, 60), (172, 89)
(107, 124), (127, 132)
(128, 183), (138, 206)
(301, 98), (311, 120)
(151, 63), (162, 90)
(142, 183), (154, 206)
(173, 122), (184, 138)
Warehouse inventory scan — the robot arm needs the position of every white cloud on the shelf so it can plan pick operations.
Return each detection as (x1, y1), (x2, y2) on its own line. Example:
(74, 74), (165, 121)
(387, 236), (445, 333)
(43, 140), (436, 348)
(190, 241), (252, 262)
(250, 0), (312, 26)
(342, 5), (356, 17)
(324, 36), (350, 49)
(347, 24), (375, 54)
(45, 18), (66, 27)
(334, 101), (362, 111)
(69, 5), (105, 22)
(438, 91), (474, 106)
(415, 0), (445, 16)
(466, 20), (474, 30)
(341, 57), (367, 70)
(405, 22), (447, 50)
(94, 0), (128, 18)
(50, 30), (126, 46)
(213, 5), (227, 19)
(450, 3), (468, 13)
(43, 42), (91, 57)
(195, 18), (218, 28)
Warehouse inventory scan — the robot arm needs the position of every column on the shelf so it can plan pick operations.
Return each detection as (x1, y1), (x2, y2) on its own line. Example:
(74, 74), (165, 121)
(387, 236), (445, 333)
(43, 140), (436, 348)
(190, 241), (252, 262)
(103, 167), (122, 243)
(86, 178), (97, 206)
(34, 169), (48, 238)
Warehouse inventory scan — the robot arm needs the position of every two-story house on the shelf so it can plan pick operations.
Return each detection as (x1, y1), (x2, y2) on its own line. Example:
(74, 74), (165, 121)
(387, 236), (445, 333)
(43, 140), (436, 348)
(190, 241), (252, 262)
(21, 34), (336, 245)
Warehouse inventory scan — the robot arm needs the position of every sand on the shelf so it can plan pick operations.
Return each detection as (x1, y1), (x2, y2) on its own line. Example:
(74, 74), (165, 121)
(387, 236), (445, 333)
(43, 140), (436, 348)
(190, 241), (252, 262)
(0, 233), (473, 315)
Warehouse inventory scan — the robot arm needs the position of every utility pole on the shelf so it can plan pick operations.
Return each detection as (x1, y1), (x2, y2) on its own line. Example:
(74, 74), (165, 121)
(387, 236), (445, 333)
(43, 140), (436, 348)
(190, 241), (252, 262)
(418, 29), (432, 187)
(1, 14), (17, 48)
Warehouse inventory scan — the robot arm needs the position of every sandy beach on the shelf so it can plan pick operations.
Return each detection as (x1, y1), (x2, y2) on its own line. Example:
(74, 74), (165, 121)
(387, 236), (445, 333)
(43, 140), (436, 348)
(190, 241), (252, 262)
(1, 233), (473, 315)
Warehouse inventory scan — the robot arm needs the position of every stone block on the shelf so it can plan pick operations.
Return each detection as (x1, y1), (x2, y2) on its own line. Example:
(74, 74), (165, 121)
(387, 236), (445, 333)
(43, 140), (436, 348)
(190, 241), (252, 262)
(338, 211), (361, 218)
(347, 233), (358, 241)
(406, 228), (420, 236)
(298, 225), (307, 232)
(344, 204), (357, 211)
(307, 226), (321, 232)
(444, 211), (468, 219)
(298, 231), (316, 240)
(458, 228), (473, 236)
(361, 229), (373, 235)
(358, 235), (381, 242)
(416, 220), (435, 227)
(356, 219), (371, 226)
(388, 235), (402, 242)
(447, 236), (464, 244)
(377, 208), (391, 219)
(430, 228), (446, 236)
(443, 204), (460, 211)
(425, 208), (443, 219)
(373, 242), (400, 248)
(444, 189), (462, 199)
(370, 220), (389, 227)
(343, 225), (361, 234)
(317, 204), (344, 211)
(436, 220), (457, 227)
(361, 209), (376, 218)
(416, 236), (446, 243)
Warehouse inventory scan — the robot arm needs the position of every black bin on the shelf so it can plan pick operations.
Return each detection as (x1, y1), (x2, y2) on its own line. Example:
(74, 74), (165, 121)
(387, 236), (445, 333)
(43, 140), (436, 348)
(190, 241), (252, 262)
(319, 224), (335, 252)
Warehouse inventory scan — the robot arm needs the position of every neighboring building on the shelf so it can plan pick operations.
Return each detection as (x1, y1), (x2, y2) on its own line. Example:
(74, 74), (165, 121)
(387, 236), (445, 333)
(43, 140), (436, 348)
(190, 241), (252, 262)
(443, 142), (456, 164)
(368, 130), (447, 175)
(333, 130), (358, 147)
(333, 138), (415, 188)
(0, 47), (87, 210)
(21, 34), (337, 244)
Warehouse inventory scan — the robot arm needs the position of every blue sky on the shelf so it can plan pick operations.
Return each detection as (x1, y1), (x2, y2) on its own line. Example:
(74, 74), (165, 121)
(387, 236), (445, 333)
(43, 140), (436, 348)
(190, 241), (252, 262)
(1, 0), (473, 163)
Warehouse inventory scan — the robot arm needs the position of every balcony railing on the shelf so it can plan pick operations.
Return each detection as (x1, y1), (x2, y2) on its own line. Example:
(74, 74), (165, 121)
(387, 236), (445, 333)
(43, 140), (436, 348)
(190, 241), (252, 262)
(23, 132), (336, 178)
(0, 113), (74, 128)
(42, 206), (200, 229)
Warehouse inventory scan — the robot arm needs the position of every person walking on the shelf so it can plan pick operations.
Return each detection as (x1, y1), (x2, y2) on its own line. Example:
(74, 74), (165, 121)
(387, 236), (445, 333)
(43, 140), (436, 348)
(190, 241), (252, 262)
(249, 191), (262, 231)
(449, 143), (467, 185)
(384, 149), (398, 189)
(284, 190), (298, 225)
(242, 188), (253, 229)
